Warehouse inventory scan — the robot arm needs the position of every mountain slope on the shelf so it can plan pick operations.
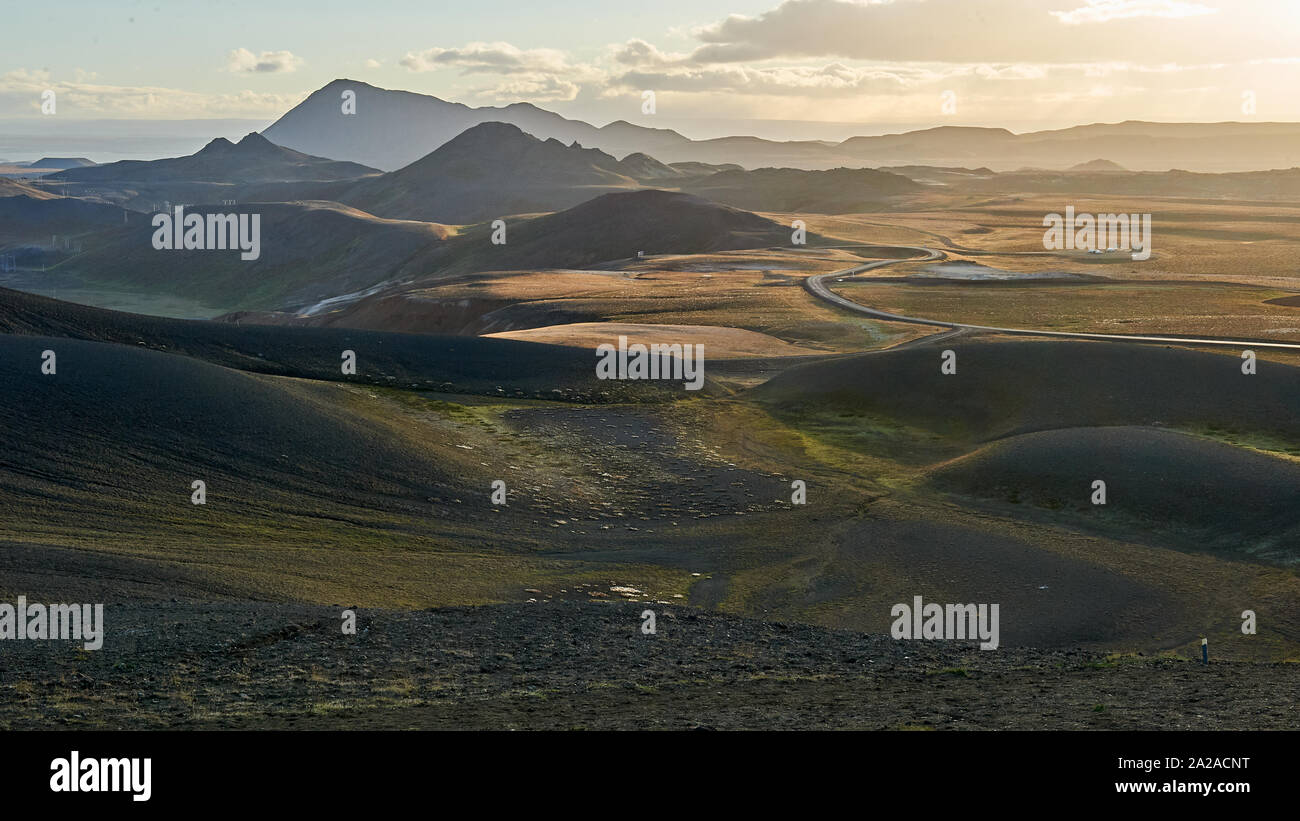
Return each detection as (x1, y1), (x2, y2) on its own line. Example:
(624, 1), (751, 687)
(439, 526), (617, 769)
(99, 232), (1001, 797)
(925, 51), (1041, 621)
(47, 132), (378, 184)
(0, 194), (126, 246)
(338, 122), (644, 223)
(753, 340), (1300, 443)
(53, 200), (446, 312)
(216, 190), (806, 332)
(0, 286), (687, 400)
(0, 179), (58, 199)
(436, 189), (801, 273)
(682, 166), (922, 212)
(619, 152), (684, 180)
(927, 425), (1300, 566)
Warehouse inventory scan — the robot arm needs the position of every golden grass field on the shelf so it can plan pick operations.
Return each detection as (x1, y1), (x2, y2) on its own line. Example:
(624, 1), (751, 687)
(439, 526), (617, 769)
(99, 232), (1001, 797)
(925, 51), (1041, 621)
(379, 248), (933, 353)
(379, 194), (1300, 362)
(835, 280), (1300, 339)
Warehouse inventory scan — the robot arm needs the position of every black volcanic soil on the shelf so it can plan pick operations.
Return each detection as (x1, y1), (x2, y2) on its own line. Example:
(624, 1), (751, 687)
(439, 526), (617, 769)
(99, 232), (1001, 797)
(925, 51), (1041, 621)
(0, 601), (1292, 730)
(4, 304), (1300, 728)
(753, 339), (1300, 443)
(0, 334), (469, 525)
(831, 516), (1189, 649)
(0, 288), (702, 401)
(928, 425), (1300, 565)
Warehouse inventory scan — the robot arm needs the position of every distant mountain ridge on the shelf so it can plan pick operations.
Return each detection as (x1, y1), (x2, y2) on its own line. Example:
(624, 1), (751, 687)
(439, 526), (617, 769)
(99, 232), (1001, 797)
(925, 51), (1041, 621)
(1069, 159), (1128, 172)
(262, 80), (1300, 173)
(681, 166), (922, 212)
(28, 158), (96, 169)
(263, 79), (691, 172)
(47, 133), (378, 184)
(24, 121), (943, 221)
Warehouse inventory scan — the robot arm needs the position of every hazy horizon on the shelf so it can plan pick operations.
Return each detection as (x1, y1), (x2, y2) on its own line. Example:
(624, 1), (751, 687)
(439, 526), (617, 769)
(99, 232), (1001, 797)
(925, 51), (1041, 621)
(5, 93), (1300, 165)
(4, 0), (1298, 160)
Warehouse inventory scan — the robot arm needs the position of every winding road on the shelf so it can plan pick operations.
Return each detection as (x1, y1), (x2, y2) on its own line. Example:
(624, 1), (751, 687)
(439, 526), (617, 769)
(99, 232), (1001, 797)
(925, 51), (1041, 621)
(804, 245), (1300, 351)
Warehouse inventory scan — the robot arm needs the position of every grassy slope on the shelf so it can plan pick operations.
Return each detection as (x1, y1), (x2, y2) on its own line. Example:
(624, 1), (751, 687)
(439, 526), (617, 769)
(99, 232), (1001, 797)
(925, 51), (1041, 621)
(737, 340), (1300, 660)
(5, 290), (1300, 661)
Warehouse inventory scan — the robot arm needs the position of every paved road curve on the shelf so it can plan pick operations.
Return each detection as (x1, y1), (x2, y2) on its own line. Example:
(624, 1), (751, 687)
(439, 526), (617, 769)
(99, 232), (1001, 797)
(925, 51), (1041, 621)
(803, 245), (1300, 351)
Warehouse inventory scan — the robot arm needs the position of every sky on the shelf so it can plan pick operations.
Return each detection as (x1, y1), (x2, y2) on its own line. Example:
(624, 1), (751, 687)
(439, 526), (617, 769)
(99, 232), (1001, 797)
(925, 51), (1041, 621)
(2, 0), (1299, 143)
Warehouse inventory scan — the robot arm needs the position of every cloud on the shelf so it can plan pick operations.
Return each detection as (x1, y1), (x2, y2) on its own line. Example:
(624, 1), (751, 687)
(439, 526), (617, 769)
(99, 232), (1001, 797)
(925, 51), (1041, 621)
(400, 41), (604, 102)
(381, 4), (1292, 118)
(364, 58), (382, 69)
(0, 69), (306, 117)
(400, 41), (570, 74)
(607, 56), (1250, 110)
(226, 48), (303, 74)
(611, 39), (689, 68)
(613, 62), (934, 97)
(685, 0), (1276, 65)
(1052, 0), (1219, 25)
(471, 74), (581, 102)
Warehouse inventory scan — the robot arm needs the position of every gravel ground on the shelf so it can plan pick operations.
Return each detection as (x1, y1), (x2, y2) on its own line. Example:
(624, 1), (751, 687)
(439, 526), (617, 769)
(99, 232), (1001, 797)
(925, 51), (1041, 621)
(1, 601), (1294, 730)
